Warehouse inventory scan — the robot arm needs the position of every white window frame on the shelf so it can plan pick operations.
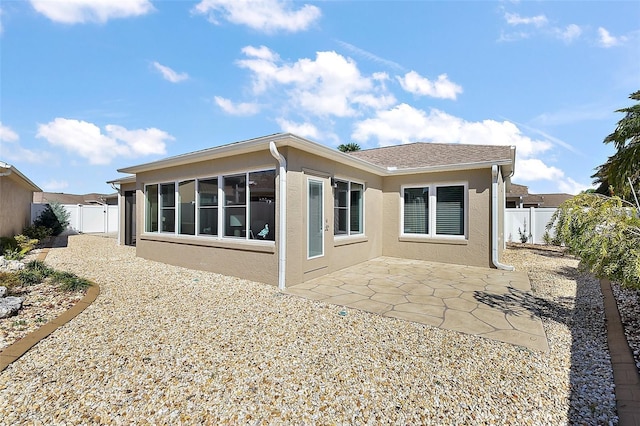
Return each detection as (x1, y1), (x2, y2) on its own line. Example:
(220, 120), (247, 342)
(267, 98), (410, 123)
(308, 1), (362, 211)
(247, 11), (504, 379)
(141, 167), (276, 245)
(400, 182), (468, 240)
(333, 178), (365, 238)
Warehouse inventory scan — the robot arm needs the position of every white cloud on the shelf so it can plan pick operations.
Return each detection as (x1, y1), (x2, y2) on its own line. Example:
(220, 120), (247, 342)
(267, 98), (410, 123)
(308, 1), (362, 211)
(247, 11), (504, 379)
(0, 122), (46, 163)
(236, 47), (395, 117)
(29, 0), (154, 24)
(276, 118), (319, 139)
(36, 118), (172, 165)
(555, 24), (582, 43)
(214, 96), (260, 116)
(0, 122), (19, 142)
(397, 71), (463, 100)
(558, 177), (591, 195)
(598, 27), (626, 48)
(336, 40), (405, 71)
(152, 62), (189, 83)
(515, 158), (564, 181)
(43, 179), (69, 192)
(504, 12), (548, 27)
(192, 0), (321, 33)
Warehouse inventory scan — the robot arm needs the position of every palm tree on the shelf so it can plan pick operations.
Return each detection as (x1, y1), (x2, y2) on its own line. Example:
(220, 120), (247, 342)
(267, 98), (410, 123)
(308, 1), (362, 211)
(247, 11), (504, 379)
(337, 142), (361, 152)
(592, 90), (640, 200)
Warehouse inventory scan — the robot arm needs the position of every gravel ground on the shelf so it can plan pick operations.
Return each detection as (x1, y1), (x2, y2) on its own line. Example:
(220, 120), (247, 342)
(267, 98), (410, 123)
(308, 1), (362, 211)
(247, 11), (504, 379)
(0, 250), (86, 351)
(610, 281), (640, 371)
(0, 235), (619, 424)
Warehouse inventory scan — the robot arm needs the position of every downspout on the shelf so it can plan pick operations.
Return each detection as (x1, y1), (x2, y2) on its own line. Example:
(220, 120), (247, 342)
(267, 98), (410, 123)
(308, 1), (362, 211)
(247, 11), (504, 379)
(110, 182), (122, 245)
(492, 165), (515, 271)
(269, 141), (287, 290)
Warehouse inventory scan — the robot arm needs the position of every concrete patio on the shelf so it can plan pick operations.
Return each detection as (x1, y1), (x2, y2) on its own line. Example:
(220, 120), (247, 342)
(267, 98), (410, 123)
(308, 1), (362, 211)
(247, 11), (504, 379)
(286, 256), (549, 352)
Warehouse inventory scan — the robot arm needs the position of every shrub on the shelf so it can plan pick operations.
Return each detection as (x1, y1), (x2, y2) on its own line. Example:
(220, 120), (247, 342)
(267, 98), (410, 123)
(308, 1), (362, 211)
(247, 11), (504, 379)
(22, 225), (52, 241)
(14, 234), (39, 254)
(25, 260), (54, 276)
(548, 193), (640, 289)
(3, 249), (24, 261)
(0, 236), (18, 253)
(17, 269), (44, 285)
(0, 271), (20, 288)
(33, 203), (70, 236)
(51, 271), (92, 292)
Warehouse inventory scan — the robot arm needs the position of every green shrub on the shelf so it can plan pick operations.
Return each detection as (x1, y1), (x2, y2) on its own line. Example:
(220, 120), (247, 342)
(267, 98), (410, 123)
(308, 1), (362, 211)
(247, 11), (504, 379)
(17, 268), (44, 285)
(3, 248), (24, 261)
(51, 271), (92, 292)
(22, 225), (52, 241)
(548, 193), (640, 289)
(33, 203), (70, 236)
(0, 271), (20, 288)
(25, 260), (54, 276)
(0, 236), (18, 253)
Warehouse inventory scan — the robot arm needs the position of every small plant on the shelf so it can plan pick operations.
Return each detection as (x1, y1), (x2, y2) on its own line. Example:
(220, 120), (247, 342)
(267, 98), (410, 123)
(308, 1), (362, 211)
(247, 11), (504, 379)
(0, 236), (19, 253)
(25, 260), (54, 276)
(14, 234), (39, 254)
(542, 231), (552, 245)
(51, 271), (92, 292)
(22, 225), (52, 241)
(17, 269), (44, 285)
(12, 319), (27, 327)
(0, 271), (20, 288)
(3, 248), (25, 261)
(517, 219), (532, 243)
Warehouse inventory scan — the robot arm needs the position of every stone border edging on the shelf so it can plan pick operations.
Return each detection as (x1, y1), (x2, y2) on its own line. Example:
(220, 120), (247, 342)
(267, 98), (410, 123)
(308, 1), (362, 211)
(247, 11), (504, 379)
(600, 278), (640, 425)
(0, 243), (100, 372)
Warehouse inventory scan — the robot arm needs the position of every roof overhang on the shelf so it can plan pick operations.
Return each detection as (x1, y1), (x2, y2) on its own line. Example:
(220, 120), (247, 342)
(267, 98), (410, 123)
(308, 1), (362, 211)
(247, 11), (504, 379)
(115, 133), (516, 178)
(0, 161), (42, 192)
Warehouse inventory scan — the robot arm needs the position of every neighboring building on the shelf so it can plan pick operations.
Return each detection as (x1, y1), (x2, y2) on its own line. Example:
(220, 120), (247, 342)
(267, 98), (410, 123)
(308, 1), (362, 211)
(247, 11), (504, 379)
(0, 161), (42, 238)
(33, 192), (118, 206)
(506, 183), (572, 208)
(109, 133), (515, 289)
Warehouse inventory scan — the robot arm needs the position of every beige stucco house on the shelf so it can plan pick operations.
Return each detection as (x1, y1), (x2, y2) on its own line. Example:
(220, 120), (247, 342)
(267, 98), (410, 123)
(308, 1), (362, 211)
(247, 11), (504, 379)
(109, 133), (515, 289)
(0, 161), (42, 238)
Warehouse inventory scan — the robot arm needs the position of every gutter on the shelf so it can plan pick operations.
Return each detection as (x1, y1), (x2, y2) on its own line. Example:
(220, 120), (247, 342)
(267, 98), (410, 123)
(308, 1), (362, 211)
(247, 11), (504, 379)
(491, 165), (514, 271)
(269, 141), (287, 290)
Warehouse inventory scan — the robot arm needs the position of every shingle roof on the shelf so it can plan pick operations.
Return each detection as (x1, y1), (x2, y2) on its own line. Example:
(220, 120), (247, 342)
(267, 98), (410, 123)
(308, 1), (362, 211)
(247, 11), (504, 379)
(33, 192), (117, 205)
(536, 193), (573, 208)
(347, 142), (513, 169)
(507, 183), (529, 196)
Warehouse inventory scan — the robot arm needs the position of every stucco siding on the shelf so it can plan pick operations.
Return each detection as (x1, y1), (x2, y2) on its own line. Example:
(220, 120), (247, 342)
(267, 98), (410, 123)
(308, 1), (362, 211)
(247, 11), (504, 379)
(283, 147), (383, 284)
(0, 175), (35, 238)
(381, 168), (493, 268)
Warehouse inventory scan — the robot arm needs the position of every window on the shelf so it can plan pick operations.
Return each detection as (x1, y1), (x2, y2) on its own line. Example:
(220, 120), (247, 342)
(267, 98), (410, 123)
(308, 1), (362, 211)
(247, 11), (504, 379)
(143, 169), (276, 242)
(224, 174), (246, 238)
(160, 183), (175, 233)
(402, 183), (466, 238)
(145, 184), (158, 232)
(198, 178), (218, 236)
(249, 170), (276, 241)
(179, 180), (195, 235)
(333, 179), (363, 236)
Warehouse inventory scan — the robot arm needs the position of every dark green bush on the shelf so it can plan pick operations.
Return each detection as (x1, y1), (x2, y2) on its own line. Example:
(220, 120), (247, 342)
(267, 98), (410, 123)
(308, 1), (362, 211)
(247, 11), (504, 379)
(17, 269), (44, 285)
(22, 225), (52, 241)
(25, 260), (54, 276)
(33, 203), (70, 236)
(0, 236), (18, 253)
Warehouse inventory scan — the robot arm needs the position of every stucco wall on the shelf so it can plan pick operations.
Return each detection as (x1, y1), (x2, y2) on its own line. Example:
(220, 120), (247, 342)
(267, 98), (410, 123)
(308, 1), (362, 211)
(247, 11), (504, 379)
(381, 168), (494, 268)
(282, 147), (383, 284)
(133, 150), (280, 285)
(0, 174), (35, 238)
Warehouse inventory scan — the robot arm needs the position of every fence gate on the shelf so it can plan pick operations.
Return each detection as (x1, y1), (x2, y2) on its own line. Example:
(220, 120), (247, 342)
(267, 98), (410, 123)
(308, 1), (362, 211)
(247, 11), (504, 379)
(31, 204), (118, 234)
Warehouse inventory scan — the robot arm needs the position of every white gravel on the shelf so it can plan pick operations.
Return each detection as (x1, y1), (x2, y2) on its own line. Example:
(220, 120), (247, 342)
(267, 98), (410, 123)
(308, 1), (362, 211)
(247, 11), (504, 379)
(0, 235), (618, 424)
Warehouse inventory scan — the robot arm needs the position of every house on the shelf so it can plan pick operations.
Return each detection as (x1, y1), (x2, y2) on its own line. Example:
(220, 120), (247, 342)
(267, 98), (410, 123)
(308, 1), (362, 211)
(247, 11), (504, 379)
(506, 183), (572, 208)
(0, 161), (42, 238)
(108, 133), (515, 289)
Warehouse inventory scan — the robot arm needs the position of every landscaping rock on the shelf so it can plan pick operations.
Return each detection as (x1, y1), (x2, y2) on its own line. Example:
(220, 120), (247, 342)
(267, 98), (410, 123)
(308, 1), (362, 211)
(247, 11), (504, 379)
(0, 296), (24, 319)
(0, 256), (25, 272)
(0, 286), (6, 298)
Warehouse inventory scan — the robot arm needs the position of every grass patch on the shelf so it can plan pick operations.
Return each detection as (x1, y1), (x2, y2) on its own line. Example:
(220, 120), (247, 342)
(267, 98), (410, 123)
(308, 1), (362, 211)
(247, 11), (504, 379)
(51, 271), (92, 292)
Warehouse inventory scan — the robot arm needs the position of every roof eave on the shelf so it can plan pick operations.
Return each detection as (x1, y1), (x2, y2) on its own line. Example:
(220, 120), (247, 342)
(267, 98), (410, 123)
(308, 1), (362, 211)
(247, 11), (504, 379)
(383, 159), (513, 176)
(0, 162), (42, 192)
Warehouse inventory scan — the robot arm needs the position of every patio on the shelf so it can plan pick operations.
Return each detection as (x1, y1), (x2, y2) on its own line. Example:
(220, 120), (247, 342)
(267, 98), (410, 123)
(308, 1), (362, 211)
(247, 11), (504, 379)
(286, 256), (549, 352)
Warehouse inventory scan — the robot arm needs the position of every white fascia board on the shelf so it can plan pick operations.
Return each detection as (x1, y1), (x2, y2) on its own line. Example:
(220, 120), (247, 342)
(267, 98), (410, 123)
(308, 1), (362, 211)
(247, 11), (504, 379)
(380, 159), (513, 176)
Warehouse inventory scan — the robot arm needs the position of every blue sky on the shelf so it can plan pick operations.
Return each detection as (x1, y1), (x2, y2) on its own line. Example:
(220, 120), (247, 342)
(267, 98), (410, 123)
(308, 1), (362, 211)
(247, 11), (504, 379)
(0, 0), (638, 196)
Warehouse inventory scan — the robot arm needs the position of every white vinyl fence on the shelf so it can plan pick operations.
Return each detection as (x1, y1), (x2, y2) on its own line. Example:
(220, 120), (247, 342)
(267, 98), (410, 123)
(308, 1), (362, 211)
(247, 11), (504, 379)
(505, 207), (557, 244)
(31, 204), (118, 234)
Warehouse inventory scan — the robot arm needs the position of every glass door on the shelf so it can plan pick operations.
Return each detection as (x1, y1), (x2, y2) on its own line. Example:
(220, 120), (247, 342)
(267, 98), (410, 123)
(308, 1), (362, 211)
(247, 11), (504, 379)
(307, 179), (324, 258)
